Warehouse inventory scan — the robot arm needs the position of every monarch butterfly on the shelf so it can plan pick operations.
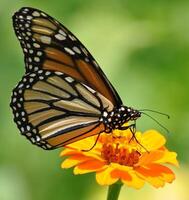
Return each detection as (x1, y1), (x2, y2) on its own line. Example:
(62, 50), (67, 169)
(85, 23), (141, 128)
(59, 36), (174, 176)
(10, 7), (142, 150)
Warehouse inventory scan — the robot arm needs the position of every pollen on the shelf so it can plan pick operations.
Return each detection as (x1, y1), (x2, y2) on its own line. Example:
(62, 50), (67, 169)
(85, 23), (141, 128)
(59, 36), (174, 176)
(101, 137), (141, 166)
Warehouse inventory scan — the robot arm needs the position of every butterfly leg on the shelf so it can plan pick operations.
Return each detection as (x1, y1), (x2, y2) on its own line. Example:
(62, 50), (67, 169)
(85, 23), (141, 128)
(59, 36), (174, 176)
(119, 123), (137, 141)
(82, 132), (102, 152)
(120, 123), (149, 152)
(119, 124), (136, 131)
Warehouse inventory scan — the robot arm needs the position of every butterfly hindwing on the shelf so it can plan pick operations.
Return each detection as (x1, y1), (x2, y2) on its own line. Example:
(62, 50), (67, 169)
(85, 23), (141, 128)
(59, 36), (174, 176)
(13, 7), (122, 106)
(10, 70), (114, 149)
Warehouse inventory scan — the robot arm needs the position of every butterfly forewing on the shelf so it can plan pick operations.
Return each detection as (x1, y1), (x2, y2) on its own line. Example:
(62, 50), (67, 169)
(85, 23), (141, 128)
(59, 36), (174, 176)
(13, 7), (122, 106)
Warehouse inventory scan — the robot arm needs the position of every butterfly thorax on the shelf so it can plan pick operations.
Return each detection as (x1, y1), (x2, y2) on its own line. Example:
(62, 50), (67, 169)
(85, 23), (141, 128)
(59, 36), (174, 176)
(100, 106), (141, 133)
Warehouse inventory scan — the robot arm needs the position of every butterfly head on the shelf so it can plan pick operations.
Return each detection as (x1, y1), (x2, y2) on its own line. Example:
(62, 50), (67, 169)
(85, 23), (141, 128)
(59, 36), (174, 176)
(124, 106), (141, 121)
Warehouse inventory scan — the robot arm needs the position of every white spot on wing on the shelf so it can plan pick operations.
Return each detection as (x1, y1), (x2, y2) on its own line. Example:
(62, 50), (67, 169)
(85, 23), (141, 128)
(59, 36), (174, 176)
(73, 46), (81, 54)
(65, 77), (74, 83)
(37, 51), (42, 56)
(59, 29), (66, 36)
(34, 57), (40, 62)
(55, 72), (63, 75)
(40, 36), (52, 44)
(26, 132), (32, 137)
(29, 78), (34, 82)
(33, 43), (40, 48)
(69, 35), (77, 41)
(64, 47), (75, 55)
(29, 64), (33, 69)
(81, 47), (88, 56)
(12, 98), (16, 103)
(93, 60), (99, 67)
(27, 43), (31, 48)
(85, 58), (89, 62)
(41, 12), (47, 17)
(32, 11), (40, 17)
(55, 34), (66, 41)
(45, 71), (51, 76)
(27, 32), (32, 36)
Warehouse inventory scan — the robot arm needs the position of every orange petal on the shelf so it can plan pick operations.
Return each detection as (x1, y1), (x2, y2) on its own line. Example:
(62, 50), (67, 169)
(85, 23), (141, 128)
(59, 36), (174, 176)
(72, 154), (91, 161)
(137, 151), (165, 166)
(138, 150), (179, 167)
(96, 166), (118, 185)
(141, 130), (166, 151)
(74, 160), (106, 174)
(60, 149), (83, 157)
(135, 163), (174, 177)
(110, 163), (145, 189)
(111, 169), (132, 181)
(135, 164), (175, 188)
(77, 159), (106, 170)
(61, 152), (94, 168)
(61, 147), (105, 162)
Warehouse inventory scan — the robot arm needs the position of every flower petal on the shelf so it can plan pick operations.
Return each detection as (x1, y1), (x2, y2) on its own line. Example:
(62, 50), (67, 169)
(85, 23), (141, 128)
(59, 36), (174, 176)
(110, 163), (145, 189)
(138, 150), (179, 167)
(61, 147), (105, 163)
(137, 151), (165, 166)
(146, 176), (165, 188)
(135, 163), (175, 188)
(161, 172), (175, 183)
(61, 154), (91, 169)
(143, 172), (175, 188)
(61, 158), (83, 168)
(74, 160), (107, 174)
(121, 171), (145, 189)
(136, 163), (174, 177)
(96, 167), (118, 185)
(111, 169), (132, 181)
(64, 135), (98, 150)
(157, 151), (179, 167)
(60, 149), (83, 157)
(141, 130), (166, 151)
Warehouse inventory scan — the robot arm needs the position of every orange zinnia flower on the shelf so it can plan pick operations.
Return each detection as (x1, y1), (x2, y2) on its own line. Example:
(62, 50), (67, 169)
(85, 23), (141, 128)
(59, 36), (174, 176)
(60, 128), (178, 189)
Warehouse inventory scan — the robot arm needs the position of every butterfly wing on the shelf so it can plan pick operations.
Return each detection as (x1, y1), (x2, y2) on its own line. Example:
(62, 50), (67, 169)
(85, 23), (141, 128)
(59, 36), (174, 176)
(10, 70), (114, 149)
(13, 7), (122, 106)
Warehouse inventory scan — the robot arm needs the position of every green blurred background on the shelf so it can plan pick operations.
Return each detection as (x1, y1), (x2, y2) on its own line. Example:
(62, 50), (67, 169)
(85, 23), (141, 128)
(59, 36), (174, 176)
(0, 0), (189, 200)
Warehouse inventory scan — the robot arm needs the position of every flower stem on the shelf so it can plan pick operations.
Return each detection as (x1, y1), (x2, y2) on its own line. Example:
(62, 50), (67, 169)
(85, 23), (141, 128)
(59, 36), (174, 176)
(107, 182), (123, 200)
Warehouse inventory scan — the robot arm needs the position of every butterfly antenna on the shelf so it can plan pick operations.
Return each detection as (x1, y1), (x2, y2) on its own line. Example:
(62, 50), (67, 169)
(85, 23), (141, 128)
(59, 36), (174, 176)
(139, 109), (170, 119)
(140, 112), (170, 134)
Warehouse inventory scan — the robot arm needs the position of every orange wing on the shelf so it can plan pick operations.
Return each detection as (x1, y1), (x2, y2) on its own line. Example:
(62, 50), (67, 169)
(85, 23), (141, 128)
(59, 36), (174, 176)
(13, 7), (122, 106)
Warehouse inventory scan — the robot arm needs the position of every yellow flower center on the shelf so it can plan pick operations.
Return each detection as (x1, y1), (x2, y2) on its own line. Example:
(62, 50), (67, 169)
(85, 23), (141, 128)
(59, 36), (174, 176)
(101, 139), (141, 167)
